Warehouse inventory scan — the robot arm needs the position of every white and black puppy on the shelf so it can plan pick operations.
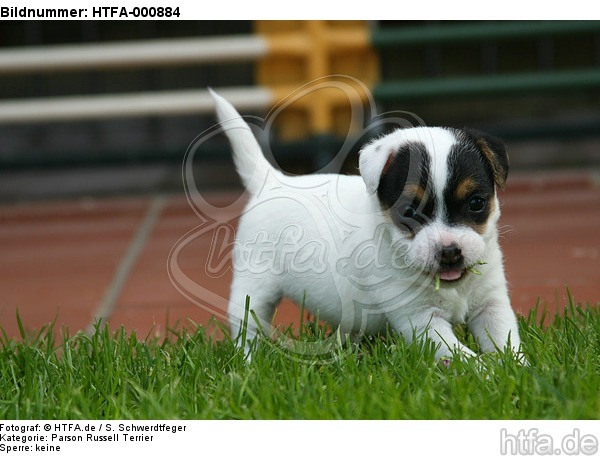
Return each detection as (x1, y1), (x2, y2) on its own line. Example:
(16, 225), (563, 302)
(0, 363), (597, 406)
(212, 90), (521, 360)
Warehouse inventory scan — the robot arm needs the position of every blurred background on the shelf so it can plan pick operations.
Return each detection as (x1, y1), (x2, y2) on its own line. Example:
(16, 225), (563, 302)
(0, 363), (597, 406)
(0, 20), (598, 338)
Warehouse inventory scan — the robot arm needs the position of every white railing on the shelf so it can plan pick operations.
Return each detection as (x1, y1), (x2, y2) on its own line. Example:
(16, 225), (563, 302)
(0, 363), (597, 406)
(0, 87), (273, 124)
(0, 36), (273, 124)
(0, 36), (268, 73)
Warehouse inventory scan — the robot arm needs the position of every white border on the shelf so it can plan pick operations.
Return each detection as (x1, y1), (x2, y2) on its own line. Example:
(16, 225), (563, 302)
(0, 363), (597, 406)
(1, 420), (598, 456)
(0, 1), (591, 20)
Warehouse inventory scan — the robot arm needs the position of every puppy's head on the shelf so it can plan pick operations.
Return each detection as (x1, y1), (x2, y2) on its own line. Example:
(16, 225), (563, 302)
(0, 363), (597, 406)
(359, 126), (508, 284)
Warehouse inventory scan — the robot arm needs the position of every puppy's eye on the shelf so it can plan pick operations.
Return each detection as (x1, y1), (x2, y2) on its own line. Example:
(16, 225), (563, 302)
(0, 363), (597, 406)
(402, 204), (418, 219)
(467, 196), (486, 212)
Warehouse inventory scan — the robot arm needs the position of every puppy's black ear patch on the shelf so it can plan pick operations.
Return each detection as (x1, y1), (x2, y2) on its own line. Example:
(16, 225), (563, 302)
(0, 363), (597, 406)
(464, 129), (509, 190)
(376, 141), (429, 210)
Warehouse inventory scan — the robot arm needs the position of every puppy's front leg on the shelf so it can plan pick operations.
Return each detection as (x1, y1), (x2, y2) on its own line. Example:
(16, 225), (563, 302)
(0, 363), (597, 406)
(393, 312), (476, 360)
(467, 297), (521, 356)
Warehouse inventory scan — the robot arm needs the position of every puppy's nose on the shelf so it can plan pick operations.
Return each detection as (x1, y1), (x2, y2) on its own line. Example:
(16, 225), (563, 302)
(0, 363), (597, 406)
(441, 244), (463, 266)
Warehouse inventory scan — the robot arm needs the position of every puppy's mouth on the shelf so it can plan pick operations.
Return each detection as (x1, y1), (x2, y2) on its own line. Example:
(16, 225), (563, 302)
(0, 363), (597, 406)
(438, 267), (465, 282)
(435, 243), (468, 284)
(435, 260), (486, 286)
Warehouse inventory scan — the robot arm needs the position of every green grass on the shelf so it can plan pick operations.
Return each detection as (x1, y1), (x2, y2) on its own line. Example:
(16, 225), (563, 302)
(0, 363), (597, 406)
(0, 301), (599, 420)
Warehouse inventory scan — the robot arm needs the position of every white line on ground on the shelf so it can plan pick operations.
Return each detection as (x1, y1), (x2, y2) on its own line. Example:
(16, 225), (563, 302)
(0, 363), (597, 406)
(86, 194), (167, 334)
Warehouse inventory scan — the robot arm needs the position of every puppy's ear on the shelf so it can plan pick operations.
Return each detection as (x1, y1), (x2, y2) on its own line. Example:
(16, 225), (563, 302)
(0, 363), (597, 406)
(359, 141), (394, 194)
(465, 129), (510, 190)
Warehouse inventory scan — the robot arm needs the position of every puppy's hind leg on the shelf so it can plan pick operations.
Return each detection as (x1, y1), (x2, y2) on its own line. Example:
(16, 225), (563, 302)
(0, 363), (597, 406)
(228, 277), (281, 354)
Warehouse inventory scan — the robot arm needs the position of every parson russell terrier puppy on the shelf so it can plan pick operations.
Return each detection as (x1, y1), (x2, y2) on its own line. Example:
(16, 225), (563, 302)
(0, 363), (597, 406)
(211, 90), (522, 360)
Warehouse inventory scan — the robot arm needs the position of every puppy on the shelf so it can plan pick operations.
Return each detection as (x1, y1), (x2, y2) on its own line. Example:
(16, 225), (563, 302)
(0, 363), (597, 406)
(212, 90), (521, 360)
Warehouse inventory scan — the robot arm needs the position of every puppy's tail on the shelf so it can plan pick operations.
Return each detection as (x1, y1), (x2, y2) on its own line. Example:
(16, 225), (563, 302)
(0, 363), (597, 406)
(210, 89), (279, 195)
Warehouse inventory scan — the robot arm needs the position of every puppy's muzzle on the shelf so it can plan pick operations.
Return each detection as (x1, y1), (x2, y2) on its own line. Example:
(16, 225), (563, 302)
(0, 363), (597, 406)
(440, 243), (463, 268)
(437, 243), (465, 282)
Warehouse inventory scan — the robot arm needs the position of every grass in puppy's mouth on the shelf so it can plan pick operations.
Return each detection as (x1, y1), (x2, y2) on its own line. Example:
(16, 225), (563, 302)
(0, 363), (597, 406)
(435, 261), (486, 291)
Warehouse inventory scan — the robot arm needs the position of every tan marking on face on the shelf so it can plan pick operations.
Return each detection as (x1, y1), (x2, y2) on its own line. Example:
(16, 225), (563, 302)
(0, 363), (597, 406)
(477, 138), (506, 189)
(455, 178), (478, 200)
(401, 183), (426, 201)
(380, 183), (428, 239)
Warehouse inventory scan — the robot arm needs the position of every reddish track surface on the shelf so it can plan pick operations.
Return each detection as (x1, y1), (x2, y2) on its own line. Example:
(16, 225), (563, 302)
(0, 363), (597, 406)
(0, 170), (598, 339)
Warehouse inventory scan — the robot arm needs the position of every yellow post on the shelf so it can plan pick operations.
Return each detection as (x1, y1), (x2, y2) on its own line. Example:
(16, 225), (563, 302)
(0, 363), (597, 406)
(255, 20), (379, 141)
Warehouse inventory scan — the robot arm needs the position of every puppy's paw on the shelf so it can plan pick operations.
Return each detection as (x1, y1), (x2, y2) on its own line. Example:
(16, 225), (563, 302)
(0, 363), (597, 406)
(438, 357), (452, 369)
(437, 353), (489, 376)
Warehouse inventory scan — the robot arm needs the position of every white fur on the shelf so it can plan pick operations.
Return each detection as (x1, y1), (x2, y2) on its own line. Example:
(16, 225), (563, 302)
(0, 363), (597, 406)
(213, 92), (522, 361)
